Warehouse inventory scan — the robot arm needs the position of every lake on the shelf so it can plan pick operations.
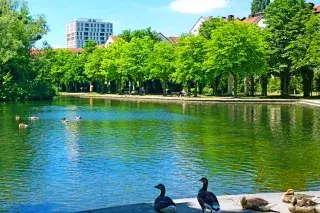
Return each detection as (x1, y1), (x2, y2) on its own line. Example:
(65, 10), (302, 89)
(1, 97), (320, 212)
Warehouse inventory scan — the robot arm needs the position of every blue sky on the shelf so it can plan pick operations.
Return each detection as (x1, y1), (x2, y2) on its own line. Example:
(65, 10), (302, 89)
(26, 0), (320, 48)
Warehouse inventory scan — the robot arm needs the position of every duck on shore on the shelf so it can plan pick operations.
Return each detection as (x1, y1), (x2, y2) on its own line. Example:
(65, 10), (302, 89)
(15, 115), (20, 121)
(154, 184), (176, 213)
(283, 189), (319, 205)
(19, 123), (28, 129)
(241, 197), (278, 212)
(197, 177), (220, 213)
(288, 197), (320, 213)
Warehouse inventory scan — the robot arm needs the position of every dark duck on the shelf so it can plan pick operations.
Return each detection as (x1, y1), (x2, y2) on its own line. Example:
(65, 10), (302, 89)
(197, 177), (220, 213)
(154, 184), (176, 213)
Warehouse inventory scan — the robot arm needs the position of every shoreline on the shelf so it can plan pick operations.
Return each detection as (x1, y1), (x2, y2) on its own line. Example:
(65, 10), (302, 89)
(80, 191), (320, 213)
(59, 93), (320, 107)
(60, 93), (298, 103)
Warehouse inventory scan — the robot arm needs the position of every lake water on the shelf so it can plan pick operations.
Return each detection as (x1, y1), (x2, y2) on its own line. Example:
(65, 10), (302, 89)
(1, 97), (320, 212)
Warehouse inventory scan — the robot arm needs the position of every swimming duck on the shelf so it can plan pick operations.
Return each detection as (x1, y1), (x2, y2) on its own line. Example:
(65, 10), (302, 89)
(61, 118), (69, 123)
(75, 116), (82, 120)
(288, 197), (320, 213)
(283, 189), (319, 205)
(19, 123), (28, 129)
(197, 177), (220, 213)
(28, 116), (39, 121)
(241, 197), (277, 212)
(154, 184), (176, 213)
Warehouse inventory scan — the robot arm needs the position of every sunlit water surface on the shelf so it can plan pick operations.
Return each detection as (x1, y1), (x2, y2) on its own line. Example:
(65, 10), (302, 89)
(0, 97), (320, 212)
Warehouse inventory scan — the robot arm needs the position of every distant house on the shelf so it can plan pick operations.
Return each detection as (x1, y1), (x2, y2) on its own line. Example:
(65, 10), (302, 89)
(315, 5), (320, 14)
(157, 33), (179, 44)
(190, 15), (245, 36)
(190, 16), (213, 36)
(30, 48), (83, 56)
(104, 33), (178, 47)
(243, 13), (266, 28)
(105, 35), (119, 47)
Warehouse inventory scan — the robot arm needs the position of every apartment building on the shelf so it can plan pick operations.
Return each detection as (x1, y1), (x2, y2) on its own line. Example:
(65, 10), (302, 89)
(66, 18), (113, 48)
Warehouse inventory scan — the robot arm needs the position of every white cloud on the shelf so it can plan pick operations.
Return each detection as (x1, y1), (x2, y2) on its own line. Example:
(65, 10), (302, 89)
(169, 0), (229, 14)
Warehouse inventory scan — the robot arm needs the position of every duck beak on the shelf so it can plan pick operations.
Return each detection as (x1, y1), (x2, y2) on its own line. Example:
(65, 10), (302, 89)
(154, 185), (158, 189)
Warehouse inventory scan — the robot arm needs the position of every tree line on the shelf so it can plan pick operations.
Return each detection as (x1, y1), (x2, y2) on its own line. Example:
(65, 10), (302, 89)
(1, 0), (320, 101)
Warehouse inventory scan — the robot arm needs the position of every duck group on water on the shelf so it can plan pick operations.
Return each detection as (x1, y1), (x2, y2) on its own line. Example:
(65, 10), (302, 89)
(154, 180), (320, 213)
(15, 115), (82, 128)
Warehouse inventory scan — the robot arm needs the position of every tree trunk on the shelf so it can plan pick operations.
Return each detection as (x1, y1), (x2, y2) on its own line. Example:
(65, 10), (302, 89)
(280, 70), (290, 97)
(250, 76), (255, 96)
(75, 83), (78, 93)
(228, 73), (234, 96)
(199, 82), (203, 95)
(261, 74), (269, 96)
(90, 81), (94, 93)
(244, 77), (250, 96)
(234, 74), (238, 97)
(301, 67), (314, 98)
(194, 81), (198, 97)
(162, 81), (167, 96)
(213, 75), (221, 95)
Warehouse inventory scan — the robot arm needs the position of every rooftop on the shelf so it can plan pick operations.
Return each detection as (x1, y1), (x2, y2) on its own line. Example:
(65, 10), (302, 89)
(68, 18), (112, 24)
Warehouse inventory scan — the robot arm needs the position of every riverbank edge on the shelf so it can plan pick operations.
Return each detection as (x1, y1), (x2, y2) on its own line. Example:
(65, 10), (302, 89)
(79, 191), (320, 213)
(59, 92), (320, 107)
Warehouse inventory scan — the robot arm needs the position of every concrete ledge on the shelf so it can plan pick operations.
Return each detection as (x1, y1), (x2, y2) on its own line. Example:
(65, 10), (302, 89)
(78, 191), (320, 213)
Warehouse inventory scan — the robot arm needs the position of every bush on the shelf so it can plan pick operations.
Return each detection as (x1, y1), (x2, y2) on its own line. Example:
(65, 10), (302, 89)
(203, 86), (214, 96)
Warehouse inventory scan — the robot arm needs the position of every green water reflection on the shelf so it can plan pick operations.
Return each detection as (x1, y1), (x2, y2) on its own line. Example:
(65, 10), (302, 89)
(0, 98), (319, 212)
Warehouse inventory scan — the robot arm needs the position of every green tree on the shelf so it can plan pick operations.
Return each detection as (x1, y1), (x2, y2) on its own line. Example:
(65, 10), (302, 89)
(251, 0), (270, 15)
(124, 36), (154, 91)
(101, 38), (128, 94)
(206, 21), (267, 97)
(173, 35), (207, 97)
(148, 42), (175, 96)
(84, 47), (106, 93)
(264, 0), (312, 96)
(119, 27), (159, 42)
(287, 9), (320, 97)
(199, 18), (225, 40)
(0, 0), (49, 101)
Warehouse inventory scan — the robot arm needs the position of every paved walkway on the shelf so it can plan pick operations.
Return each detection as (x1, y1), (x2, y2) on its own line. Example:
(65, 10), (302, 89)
(60, 93), (298, 103)
(79, 191), (320, 213)
(301, 100), (320, 107)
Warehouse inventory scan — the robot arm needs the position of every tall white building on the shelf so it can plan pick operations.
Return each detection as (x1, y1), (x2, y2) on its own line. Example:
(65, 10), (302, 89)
(66, 18), (113, 48)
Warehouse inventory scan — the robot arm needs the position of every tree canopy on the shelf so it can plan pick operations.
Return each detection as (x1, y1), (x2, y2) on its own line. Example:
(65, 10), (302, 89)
(251, 0), (270, 15)
(206, 21), (267, 96)
(265, 0), (314, 96)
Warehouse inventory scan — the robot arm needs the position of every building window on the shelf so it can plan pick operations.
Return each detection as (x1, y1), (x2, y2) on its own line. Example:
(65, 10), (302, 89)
(100, 33), (104, 36)
(101, 24), (105, 28)
(85, 23), (89, 27)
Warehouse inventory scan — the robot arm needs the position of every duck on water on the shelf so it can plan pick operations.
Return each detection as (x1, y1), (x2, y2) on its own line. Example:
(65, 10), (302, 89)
(197, 177), (220, 213)
(154, 184), (176, 213)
